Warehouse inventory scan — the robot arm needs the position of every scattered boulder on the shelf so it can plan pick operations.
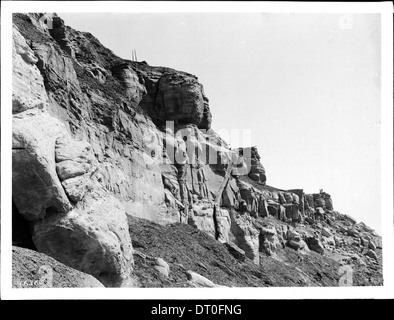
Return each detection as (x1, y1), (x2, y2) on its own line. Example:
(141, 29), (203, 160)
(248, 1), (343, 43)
(347, 228), (360, 238)
(305, 237), (325, 254)
(224, 242), (246, 262)
(286, 230), (309, 252)
(305, 216), (315, 225)
(186, 270), (217, 288)
(369, 241), (377, 251)
(154, 258), (170, 277)
(365, 249), (378, 261)
(322, 227), (333, 238)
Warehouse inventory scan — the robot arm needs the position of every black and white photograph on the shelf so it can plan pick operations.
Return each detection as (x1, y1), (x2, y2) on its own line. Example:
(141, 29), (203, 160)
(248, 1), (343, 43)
(1, 1), (393, 301)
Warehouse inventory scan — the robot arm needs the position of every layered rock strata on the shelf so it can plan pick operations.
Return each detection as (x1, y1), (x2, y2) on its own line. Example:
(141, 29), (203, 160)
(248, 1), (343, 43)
(11, 13), (382, 287)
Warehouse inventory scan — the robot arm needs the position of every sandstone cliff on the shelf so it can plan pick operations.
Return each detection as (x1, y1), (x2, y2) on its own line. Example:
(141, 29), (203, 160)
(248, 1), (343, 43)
(11, 13), (382, 288)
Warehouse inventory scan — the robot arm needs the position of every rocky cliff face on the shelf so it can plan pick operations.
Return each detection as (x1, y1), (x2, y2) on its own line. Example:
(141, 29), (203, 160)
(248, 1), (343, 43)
(11, 13), (382, 288)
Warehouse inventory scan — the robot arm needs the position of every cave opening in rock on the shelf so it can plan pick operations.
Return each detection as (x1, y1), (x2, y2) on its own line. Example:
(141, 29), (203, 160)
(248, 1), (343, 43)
(12, 199), (37, 251)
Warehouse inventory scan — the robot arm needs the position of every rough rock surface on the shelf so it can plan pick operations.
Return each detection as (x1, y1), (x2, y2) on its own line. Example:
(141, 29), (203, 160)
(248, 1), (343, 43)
(11, 13), (383, 288)
(140, 72), (212, 130)
(186, 270), (219, 288)
(129, 216), (358, 287)
(13, 108), (73, 221)
(12, 246), (104, 288)
(32, 187), (134, 287)
(12, 26), (48, 113)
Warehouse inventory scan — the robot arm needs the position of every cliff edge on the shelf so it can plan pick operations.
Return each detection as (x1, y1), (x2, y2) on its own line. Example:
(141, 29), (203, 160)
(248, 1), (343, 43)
(11, 13), (382, 287)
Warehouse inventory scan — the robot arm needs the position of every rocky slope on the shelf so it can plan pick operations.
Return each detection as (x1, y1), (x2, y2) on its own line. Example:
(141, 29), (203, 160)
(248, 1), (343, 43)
(11, 13), (382, 288)
(12, 246), (104, 288)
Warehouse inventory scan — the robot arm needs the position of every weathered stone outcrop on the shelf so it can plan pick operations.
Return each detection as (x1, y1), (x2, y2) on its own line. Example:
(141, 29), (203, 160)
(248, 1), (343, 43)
(13, 110), (73, 221)
(305, 236), (325, 254)
(257, 223), (281, 256)
(286, 229), (309, 253)
(11, 13), (383, 288)
(13, 111), (134, 287)
(139, 71), (212, 130)
(224, 242), (246, 261)
(186, 270), (224, 288)
(48, 14), (75, 57)
(229, 210), (260, 264)
(12, 26), (48, 113)
(32, 187), (134, 287)
(238, 147), (266, 185)
(12, 16), (137, 287)
(303, 190), (334, 213)
(111, 63), (147, 104)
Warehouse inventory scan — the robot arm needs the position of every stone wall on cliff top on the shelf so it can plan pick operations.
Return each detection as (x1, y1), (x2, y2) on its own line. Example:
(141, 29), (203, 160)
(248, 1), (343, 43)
(11, 13), (382, 287)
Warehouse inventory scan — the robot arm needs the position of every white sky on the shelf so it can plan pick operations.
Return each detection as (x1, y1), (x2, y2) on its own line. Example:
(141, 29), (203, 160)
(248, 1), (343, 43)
(59, 13), (381, 233)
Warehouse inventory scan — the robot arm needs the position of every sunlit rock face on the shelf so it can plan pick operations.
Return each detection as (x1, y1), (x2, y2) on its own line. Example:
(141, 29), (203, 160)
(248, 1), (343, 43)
(12, 13), (382, 286)
(139, 71), (212, 130)
(12, 26), (47, 113)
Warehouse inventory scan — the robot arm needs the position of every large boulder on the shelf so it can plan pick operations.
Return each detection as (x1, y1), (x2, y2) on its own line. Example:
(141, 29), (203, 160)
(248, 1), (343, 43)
(12, 110), (73, 220)
(153, 258), (170, 277)
(305, 236), (325, 254)
(224, 242), (246, 262)
(286, 230), (309, 252)
(31, 187), (134, 287)
(186, 271), (218, 288)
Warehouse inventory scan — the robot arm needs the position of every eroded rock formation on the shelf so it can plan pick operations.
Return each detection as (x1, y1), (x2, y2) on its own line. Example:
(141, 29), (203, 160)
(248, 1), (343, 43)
(11, 13), (383, 287)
